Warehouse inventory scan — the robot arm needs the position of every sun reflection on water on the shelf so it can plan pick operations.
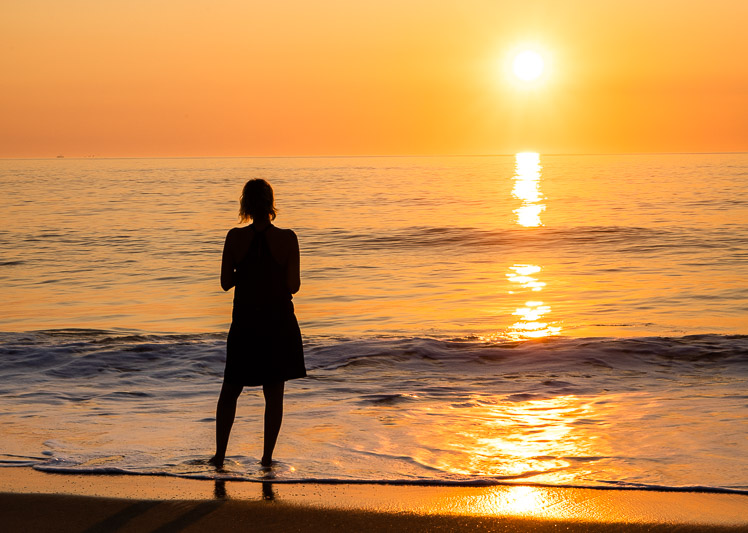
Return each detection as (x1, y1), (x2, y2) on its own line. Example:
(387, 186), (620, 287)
(482, 153), (560, 341)
(497, 153), (560, 340)
(506, 264), (545, 293)
(498, 262), (560, 340)
(438, 395), (604, 485)
(513, 152), (545, 228)
(510, 298), (561, 339)
(475, 396), (590, 477)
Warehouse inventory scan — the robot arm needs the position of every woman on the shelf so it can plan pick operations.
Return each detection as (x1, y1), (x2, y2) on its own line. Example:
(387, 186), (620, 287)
(209, 179), (306, 468)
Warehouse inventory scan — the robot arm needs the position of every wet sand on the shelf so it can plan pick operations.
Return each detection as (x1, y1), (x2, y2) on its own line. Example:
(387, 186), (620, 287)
(1, 468), (747, 532)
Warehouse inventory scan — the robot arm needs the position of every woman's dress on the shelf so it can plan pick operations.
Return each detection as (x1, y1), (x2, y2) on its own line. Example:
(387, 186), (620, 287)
(224, 226), (306, 386)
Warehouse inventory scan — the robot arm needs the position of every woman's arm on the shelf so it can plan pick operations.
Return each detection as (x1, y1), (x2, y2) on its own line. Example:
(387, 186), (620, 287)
(287, 230), (301, 294)
(220, 229), (236, 291)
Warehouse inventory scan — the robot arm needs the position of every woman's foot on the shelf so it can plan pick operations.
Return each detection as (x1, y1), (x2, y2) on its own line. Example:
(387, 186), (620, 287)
(208, 455), (224, 468)
(260, 456), (273, 467)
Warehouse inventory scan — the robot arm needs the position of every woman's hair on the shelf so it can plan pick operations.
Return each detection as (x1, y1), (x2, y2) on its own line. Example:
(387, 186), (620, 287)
(239, 179), (277, 222)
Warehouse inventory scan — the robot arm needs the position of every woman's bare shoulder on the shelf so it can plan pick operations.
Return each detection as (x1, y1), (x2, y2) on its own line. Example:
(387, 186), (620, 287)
(225, 226), (253, 248)
(272, 226), (298, 239)
(228, 225), (255, 236)
(224, 227), (237, 243)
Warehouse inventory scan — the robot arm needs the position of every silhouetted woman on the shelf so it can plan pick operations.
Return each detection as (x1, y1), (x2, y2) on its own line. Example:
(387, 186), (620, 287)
(210, 179), (305, 468)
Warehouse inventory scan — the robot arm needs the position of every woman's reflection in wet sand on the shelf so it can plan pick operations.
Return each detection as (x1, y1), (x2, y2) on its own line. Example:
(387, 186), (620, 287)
(262, 482), (276, 501)
(212, 479), (276, 501)
(213, 480), (227, 499)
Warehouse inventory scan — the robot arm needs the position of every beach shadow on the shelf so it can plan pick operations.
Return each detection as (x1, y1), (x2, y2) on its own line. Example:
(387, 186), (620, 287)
(81, 501), (159, 533)
(149, 501), (225, 533)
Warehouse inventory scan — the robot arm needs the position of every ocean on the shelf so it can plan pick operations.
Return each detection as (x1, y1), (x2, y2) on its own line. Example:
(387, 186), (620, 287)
(1, 154), (747, 493)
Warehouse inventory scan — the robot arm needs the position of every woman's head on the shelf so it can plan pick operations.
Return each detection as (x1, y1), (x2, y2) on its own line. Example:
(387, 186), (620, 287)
(239, 179), (277, 222)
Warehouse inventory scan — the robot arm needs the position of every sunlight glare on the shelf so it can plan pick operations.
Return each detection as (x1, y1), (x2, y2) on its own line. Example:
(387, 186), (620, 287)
(512, 50), (544, 81)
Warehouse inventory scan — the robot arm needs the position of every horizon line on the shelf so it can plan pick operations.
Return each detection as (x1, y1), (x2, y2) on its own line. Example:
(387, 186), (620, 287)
(2, 151), (747, 161)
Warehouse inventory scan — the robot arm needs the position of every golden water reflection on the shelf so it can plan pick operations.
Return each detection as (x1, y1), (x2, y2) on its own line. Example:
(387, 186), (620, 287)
(511, 301), (560, 339)
(502, 153), (560, 340)
(506, 264), (545, 292)
(439, 395), (607, 485)
(473, 395), (595, 478)
(503, 263), (561, 340)
(512, 152), (545, 228)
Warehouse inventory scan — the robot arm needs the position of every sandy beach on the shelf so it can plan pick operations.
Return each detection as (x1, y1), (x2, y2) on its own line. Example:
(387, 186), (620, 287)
(2, 468), (747, 532)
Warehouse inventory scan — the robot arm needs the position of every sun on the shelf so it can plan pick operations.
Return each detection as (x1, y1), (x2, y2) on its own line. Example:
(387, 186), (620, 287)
(512, 50), (545, 82)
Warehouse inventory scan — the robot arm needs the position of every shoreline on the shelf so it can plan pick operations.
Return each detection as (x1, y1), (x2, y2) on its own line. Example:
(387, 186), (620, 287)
(23, 466), (748, 496)
(2, 468), (747, 532)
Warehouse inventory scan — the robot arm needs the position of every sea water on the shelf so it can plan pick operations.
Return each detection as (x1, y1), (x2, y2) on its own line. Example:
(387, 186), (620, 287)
(0, 154), (746, 492)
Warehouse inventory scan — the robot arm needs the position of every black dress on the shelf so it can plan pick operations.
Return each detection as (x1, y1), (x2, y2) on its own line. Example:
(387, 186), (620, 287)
(224, 225), (306, 386)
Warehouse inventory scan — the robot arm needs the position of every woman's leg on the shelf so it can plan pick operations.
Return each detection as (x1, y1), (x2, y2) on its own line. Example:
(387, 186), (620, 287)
(261, 381), (285, 466)
(209, 381), (243, 467)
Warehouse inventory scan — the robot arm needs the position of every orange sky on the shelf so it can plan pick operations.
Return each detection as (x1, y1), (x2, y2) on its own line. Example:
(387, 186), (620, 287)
(2, 0), (746, 157)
